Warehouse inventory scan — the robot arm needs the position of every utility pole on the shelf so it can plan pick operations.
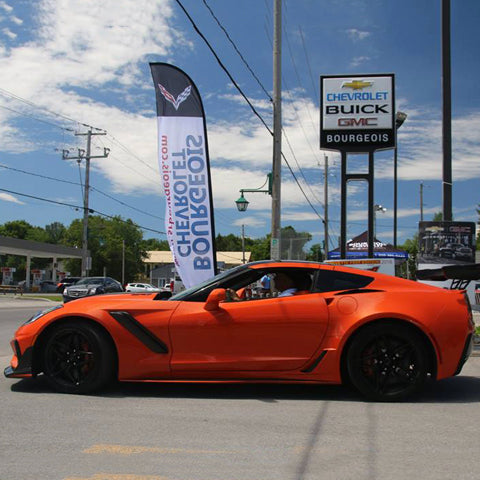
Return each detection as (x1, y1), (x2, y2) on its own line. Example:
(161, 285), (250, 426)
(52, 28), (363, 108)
(420, 182), (424, 222)
(241, 224), (246, 264)
(63, 128), (109, 277)
(442, 0), (452, 221)
(122, 239), (125, 284)
(323, 154), (329, 258)
(270, 0), (282, 261)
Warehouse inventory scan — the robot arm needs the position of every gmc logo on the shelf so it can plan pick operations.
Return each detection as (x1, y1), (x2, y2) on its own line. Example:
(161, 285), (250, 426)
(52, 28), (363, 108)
(338, 118), (378, 127)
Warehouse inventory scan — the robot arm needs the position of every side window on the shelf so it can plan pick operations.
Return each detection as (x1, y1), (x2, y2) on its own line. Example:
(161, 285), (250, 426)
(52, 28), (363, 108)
(313, 270), (373, 293)
(234, 268), (314, 300)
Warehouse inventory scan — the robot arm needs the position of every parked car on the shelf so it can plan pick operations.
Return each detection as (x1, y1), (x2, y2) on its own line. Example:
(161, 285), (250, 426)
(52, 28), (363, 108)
(125, 283), (161, 293)
(4, 261), (474, 401)
(453, 246), (473, 261)
(40, 281), (58, 293)
(56, 276), (81, 293)
(63, 276), (123, 303)
(439, 243), (464, 258)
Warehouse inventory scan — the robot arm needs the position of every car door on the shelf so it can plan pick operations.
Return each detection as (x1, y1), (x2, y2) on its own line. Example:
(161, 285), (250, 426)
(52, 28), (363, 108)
(169, 293), (329, 373)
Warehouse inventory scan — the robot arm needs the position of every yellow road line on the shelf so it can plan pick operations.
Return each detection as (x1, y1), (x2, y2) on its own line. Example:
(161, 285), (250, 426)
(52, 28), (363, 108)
(83, 444), (232, 456)
(65, 475), (172, 480)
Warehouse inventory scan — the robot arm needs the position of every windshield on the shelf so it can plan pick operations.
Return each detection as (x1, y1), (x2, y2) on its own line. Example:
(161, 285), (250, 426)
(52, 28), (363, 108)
(75, 278), (104, 285)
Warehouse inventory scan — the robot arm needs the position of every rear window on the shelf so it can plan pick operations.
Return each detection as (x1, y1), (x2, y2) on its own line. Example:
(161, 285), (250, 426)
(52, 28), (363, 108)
(313, 269), (373, 293)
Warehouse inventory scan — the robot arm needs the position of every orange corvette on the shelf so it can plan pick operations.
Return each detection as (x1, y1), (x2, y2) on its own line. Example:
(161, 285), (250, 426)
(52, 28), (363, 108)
(4, 261), (475, 401)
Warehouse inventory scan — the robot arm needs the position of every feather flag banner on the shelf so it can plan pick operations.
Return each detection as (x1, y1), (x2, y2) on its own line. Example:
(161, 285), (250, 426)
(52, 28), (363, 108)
(150, 63), (217, 288)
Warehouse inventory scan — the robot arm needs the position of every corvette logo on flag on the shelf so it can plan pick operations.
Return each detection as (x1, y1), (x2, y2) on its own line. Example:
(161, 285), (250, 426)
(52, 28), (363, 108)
(158, 83), (192, 111)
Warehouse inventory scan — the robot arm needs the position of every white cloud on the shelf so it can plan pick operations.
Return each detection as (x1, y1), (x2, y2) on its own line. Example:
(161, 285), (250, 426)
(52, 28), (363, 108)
(350, 56), (370, 68)
(232, 216), (268, 228)
(0, 2), (12, 13)
(0, 192), (24, 204)
(346, 29), (371, 41)
(2, 27), (15, 39)
(374, 108), (480, 182)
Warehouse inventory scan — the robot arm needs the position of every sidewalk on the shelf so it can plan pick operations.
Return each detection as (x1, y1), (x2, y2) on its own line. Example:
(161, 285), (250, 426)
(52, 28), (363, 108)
(0, 293), (61, 308)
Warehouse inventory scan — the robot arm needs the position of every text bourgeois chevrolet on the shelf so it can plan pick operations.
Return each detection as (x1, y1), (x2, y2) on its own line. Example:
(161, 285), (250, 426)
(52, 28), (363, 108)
(4, 261), (474, 401)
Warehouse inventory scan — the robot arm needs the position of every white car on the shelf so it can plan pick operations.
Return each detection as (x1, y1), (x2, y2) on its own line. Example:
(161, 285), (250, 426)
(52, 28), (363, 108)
(125, 283), (162, 293)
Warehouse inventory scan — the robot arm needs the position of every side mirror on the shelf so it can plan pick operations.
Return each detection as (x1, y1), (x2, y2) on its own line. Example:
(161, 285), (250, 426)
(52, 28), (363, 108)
(204, 288), (226, 311)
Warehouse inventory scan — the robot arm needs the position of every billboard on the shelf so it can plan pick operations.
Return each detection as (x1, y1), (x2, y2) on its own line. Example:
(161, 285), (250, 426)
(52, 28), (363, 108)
(418, 221), (476, 266)
(320, 74), (395, 152)
(150, 63), (217, 289)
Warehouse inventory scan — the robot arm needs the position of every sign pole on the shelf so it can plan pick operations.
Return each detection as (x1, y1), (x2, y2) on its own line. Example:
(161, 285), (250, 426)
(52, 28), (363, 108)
(367, 150), (375, 258)
(340, 151), (347, 259)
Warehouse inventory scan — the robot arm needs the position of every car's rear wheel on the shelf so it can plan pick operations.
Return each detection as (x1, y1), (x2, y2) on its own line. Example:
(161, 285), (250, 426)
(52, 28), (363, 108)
(346, 323), (428, 401)
(42, 321), (115, 394)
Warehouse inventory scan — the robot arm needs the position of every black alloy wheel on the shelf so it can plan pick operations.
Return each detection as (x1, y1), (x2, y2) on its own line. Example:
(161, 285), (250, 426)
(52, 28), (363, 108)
(347, 323), (429, 401)
(42, 321), (115, 394)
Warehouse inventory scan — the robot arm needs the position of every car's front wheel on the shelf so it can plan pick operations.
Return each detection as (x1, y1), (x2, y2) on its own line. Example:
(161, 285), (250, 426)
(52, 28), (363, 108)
(346, 323), (429, 401)
(42, 321), (115, 394)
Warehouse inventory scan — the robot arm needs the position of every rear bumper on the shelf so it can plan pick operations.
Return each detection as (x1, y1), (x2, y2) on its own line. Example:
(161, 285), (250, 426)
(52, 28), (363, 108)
(454, 334), (473, 376)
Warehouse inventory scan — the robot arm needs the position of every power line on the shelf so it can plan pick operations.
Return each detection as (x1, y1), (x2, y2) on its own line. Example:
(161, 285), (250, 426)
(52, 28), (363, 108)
(106, 133), (159, 175)
(94, 136), (162, 188)
(175, 0), (273, 135)
(0, 104), (74, 132)
(0, 87), (105, 132)
(0, 187), (166, 235)
(0, 163), (164, 221)
(202, 0), (272, 102)
(176, 0), (323, 222)
(298, 26), (319, 105)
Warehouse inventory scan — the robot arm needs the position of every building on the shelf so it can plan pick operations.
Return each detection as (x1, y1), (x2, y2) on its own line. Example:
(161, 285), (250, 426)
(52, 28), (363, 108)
(144, 251), (252, 288)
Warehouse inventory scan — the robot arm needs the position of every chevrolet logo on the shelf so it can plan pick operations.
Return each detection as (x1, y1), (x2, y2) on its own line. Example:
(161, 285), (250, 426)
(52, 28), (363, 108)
(342, 80), (373, 90)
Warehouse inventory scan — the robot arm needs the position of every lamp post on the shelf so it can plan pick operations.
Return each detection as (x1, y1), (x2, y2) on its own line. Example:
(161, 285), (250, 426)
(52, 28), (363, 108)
(393, 111), (407, 248)
(374, 204), (387, 241)
(235, 173), (273, 213)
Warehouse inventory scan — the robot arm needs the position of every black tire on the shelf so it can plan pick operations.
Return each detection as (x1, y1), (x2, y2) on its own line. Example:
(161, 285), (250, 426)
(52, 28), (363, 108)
(42, 321), (115, 394)
(346, 323), (428, 402)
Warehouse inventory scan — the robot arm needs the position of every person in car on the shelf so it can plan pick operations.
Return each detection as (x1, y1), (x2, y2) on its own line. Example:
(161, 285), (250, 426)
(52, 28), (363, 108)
(227, 271), (311, 301)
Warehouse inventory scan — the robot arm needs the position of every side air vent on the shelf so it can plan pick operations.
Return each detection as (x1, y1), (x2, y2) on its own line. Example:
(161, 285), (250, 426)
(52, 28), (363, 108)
(110, 311), (169, 354)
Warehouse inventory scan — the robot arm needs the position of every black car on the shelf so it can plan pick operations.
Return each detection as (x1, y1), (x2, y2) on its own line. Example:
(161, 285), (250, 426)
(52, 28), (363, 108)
(63, 276), (123, 303)
(56, 276), (81, 293)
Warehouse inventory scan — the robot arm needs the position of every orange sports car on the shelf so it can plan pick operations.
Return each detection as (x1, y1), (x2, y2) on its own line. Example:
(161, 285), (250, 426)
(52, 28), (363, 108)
(4, 261), (475, 401)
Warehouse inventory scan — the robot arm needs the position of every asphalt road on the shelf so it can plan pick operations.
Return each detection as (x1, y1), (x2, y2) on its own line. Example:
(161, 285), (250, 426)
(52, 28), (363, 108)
(1, 301), (480, 480)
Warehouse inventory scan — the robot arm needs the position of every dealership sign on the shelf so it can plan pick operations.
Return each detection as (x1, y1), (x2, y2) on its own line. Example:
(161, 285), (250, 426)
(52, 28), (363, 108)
(320, 74), (395, 152)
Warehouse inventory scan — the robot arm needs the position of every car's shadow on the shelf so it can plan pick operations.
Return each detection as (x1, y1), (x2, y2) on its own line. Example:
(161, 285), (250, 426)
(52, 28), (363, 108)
(9, 374), (480, 404)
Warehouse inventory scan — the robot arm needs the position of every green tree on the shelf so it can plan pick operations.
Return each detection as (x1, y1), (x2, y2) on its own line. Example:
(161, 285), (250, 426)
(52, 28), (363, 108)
(0, 220), (48, 242)
(45, 222), (67, 244)
(140, 238), (169, 251)
(281, 226), (312, 260)
(399, 233), (418, 279)
(306, 243), (323, 262)
(63, 215), (147, 281)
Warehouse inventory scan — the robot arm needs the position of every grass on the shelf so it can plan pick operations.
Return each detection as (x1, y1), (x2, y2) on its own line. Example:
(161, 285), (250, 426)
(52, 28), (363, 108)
(24, 294), (63, 302)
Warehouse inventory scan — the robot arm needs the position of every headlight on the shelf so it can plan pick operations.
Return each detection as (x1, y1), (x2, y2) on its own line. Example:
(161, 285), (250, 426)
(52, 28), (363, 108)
(24, 305), (63, 325)
(88, 287), (98, 294)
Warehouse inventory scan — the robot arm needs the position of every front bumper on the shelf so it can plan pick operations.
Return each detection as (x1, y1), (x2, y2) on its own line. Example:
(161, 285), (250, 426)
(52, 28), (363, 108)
(4, 343), (34, 378)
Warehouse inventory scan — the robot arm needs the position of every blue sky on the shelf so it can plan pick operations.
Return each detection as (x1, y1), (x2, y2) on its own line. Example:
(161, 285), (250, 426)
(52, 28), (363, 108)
(0, 0), (479, 251)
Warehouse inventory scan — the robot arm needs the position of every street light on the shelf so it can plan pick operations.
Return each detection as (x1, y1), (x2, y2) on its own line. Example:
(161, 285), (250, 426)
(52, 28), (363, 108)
(394, 111), (407, 247)
(235, 193), (249, 212)
(234, 173), (272, 213)
(374, 204), (387, 240)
